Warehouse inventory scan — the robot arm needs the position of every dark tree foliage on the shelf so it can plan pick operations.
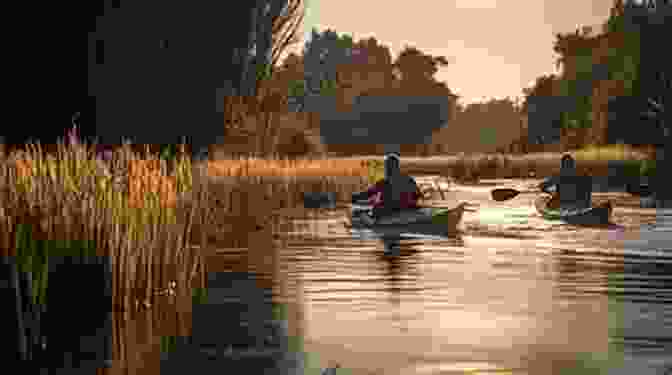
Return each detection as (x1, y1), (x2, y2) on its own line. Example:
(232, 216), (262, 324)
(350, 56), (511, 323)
(604, 0), (672, 201)
(606, 0), (671, 146)
(87, 0), (260, 158)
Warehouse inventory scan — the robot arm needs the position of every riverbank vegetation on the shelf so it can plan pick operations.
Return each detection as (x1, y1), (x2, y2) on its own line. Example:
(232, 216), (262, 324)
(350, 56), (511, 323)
(219, 1), (667, 168)
(0, 131), (211, 318)
(0, 128), (373, 318)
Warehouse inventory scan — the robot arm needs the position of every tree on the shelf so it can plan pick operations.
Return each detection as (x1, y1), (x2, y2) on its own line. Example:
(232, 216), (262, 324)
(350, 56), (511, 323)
(282, 30), (458, 154)
(601, 0), (670, 146)
(613, 0), (672, 201)
(270, 0), (305, 70)
(237, 0), (286, 98)
(89, 1), (263, 157)
(222, 0), (306, 141)
(394, 46), (451, 89)
(247, 0), (306, 92)
(522, 74), (560, 113)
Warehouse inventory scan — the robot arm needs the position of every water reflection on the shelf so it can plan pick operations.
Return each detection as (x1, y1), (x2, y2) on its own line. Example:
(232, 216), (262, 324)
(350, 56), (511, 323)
(376, 236), (423, 333)
(295, 178), (671, 375)
(104, 177), (671, 375)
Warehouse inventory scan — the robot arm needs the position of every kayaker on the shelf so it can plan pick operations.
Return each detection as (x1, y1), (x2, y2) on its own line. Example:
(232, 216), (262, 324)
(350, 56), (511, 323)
(352, 152), (422, 219)
(538, 153), (593, 211)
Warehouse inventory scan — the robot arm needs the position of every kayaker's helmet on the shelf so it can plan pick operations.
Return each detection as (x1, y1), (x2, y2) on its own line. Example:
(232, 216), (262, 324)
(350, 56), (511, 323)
(561, 154), (575, 170)
(384, 152), (401, 178)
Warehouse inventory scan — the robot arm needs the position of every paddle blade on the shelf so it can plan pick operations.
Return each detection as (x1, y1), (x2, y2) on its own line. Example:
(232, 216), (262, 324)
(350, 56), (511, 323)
(491, 188), (521, 201)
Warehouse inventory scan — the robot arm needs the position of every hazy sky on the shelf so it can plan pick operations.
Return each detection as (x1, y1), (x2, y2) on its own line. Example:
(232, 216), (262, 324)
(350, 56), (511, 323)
(292, 0), (616, 105)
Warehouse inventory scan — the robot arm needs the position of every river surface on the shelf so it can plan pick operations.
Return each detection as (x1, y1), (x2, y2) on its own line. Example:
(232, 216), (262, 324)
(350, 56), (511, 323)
(126, 177), (672, 375)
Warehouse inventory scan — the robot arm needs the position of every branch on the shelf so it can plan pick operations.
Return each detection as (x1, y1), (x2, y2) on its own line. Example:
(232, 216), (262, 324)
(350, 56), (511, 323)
(271, 9), (304, 68)
(270, 0), (304, 70)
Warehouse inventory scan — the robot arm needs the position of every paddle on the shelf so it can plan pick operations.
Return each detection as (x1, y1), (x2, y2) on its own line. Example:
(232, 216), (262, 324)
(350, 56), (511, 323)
(491, 188), (539, 202)
(493, 180), (654, 202)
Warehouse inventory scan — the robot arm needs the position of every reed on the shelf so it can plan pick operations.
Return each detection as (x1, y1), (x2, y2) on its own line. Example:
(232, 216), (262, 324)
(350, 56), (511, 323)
(208, 156), (370, 178)
(0, 129), (209, 317)
(400, 145), (655, 180)
(571, 143), (651, 162)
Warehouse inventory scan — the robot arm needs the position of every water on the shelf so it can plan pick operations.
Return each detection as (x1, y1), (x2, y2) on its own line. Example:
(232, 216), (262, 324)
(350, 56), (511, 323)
(111, 177), (672, 375)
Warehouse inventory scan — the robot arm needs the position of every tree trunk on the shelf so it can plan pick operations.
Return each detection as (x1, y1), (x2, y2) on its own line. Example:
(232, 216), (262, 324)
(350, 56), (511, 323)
(239, 0), (289, 99)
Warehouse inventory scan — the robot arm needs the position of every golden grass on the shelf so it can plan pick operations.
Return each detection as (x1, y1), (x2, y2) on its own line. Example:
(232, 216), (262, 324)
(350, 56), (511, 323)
(2, 132), (655, 318)
(0, 137), (208, 318)
(127, 159), (178, 209)
(0, 132), (375, 318)
(208, 156), (370, 177)
(400, 144), (656, 180)
(571, 143), (652, 161)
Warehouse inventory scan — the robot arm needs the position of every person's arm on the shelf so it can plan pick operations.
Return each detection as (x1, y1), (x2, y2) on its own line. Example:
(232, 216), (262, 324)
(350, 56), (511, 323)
(352, 180), (384, 202)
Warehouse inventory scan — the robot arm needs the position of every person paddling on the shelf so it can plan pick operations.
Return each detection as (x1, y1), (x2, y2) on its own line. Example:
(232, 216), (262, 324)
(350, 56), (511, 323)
(352, 152), (422, 220)
(538, 153), (593, 211)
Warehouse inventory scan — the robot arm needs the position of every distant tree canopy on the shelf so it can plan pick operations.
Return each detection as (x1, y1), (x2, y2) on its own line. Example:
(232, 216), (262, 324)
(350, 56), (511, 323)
(522, 0), (670, 148)
(260, 29), (459, 154)
(455, 97), (524, 148)
(602, 0), (670, 146)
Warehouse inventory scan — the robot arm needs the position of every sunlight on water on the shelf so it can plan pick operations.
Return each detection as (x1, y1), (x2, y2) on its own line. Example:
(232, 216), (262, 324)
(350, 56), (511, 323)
(111, 177), (671, 375)
(409, 362), (516, 374)
(278, 177), (672, 375)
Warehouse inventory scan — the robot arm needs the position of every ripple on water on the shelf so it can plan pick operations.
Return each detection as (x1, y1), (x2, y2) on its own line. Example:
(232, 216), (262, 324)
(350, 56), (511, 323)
(268, 177), (672, 375)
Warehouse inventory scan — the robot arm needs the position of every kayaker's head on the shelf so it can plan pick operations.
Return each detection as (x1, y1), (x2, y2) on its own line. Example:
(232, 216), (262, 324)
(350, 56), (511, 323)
(384, 152), (401, 179)
(560, 153), (576, 174)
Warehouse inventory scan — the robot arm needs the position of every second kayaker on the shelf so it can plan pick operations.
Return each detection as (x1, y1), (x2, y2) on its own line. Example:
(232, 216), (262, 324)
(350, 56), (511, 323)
(538, 153), (593, 211)
(352, 152), (422, 220)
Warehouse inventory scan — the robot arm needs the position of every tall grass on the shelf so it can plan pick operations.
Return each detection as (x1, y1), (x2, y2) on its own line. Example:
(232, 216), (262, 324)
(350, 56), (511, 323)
(571, 143), (653, 161)
(208, 156), (369, 178)
(398, 144), (657, 180)
(0, 131), (209, 317)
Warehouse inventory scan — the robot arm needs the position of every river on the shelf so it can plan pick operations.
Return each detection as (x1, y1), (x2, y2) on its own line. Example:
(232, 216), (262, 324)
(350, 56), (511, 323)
(116, 177), (672, 375)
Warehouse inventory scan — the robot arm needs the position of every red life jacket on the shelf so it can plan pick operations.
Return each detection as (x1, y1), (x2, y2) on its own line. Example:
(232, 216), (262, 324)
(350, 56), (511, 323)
(366, 176), (420, 210)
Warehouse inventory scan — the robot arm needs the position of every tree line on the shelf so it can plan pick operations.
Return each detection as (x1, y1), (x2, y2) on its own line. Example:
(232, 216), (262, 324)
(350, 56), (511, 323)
(522, 0), (670, 150)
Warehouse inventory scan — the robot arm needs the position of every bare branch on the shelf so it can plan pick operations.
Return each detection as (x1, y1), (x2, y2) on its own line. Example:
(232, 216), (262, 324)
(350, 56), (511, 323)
(271, 9), (304, 68)
(270, 0), (305, 71)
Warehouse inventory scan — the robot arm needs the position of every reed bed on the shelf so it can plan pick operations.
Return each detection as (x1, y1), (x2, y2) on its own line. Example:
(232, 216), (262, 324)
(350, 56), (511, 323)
(0, 132), (210, 318)
(2, 130), (654, 319)
(572, 143), (655, 161)
(207, 156), (370, 178)
(399, 144), (656, 181)
(182, 173), (368, 249)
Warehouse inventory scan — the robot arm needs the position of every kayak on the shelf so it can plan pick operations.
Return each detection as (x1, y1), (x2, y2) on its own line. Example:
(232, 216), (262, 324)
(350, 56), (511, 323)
(534, 195), (613, 225)
(349, 201), (471, 235)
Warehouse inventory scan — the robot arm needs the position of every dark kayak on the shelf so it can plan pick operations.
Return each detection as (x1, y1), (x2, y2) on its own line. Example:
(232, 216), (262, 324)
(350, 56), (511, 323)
(534, 195), (613, 225)
(349, 201), (471, 236)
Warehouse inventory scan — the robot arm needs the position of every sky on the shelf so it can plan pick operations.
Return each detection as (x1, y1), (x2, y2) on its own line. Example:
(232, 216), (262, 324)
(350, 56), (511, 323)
(288, 0), (617, 105)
